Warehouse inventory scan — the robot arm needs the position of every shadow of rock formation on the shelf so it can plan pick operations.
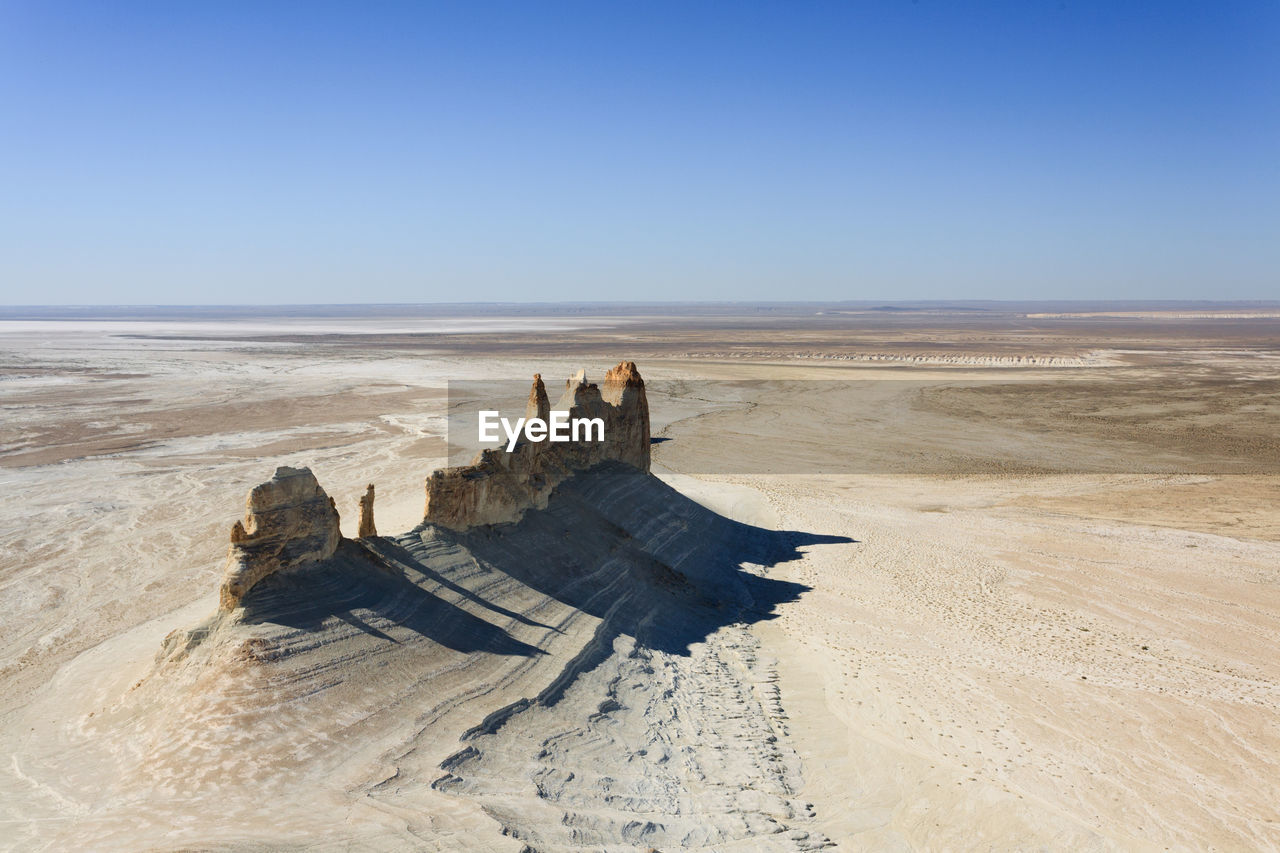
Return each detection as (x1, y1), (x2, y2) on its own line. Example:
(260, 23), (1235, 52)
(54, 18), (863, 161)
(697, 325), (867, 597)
(420, 463), (848, 659)
(227, 463), (848, 663)
(236, 541), (548, 658)
(161, 363), (853, 679)
(161, 463), (849, 678)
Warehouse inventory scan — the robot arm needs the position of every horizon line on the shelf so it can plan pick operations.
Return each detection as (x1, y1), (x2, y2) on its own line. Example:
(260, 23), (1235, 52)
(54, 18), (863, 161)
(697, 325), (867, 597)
(4, 298), (1280, 310)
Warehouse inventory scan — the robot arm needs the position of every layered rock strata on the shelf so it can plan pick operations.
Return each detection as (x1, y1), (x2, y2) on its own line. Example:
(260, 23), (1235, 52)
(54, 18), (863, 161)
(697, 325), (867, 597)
(218, 466), (342, 611)
(424, 361), (650, 530)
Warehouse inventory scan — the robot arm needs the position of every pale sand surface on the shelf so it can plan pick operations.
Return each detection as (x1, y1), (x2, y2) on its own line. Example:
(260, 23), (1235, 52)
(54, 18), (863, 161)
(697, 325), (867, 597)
(1, 309), (1278, 850)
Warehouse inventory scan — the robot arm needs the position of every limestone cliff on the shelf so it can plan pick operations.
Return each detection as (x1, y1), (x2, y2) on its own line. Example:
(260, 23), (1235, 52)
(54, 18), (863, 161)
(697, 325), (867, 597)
(424, 361), (650, 530)
(218, 466), (342, 611)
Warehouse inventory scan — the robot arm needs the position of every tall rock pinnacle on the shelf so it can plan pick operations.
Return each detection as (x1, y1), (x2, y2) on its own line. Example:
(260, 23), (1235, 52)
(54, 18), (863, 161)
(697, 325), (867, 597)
(358, 484), (377, 538)
(525, 374), (550, 422)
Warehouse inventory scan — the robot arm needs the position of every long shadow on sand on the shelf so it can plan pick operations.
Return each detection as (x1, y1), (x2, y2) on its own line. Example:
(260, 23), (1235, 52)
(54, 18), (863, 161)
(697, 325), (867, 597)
(237, 544), (548, 657)
(422, 464), (854, 659)
(237, 464), (852, 664)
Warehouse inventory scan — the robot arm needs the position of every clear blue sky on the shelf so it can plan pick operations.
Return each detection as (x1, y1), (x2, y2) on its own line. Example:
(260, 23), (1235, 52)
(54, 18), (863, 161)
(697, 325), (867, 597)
(1, 1), (1276, 304)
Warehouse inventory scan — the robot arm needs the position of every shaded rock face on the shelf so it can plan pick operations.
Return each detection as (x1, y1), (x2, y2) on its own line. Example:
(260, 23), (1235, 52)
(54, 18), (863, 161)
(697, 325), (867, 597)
(425, 361), (651, 530)
(358, 484), (377, 538)
(218, 466), (342, 611)
(601, 360), (650, 472)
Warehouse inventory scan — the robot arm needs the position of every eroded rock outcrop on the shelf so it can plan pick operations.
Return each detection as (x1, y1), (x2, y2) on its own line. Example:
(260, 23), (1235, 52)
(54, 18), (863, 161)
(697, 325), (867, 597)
(600, 360), (650, 472)
(424, 361), (650, 530)
(525, 373), (550, 422)
(218, 466), (342, 611)
(197, 363), (647, 614)
(358, 484), (377, 538)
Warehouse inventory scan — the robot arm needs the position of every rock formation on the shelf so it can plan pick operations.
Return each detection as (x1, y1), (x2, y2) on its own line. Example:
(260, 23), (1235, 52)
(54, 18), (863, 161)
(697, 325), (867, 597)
(525, 373), (550, 422)
(600, 361), (650, 472)
(358, 484), (377, 538)
(424, 361), (650, 530)
(204, 362), (647, 613)
(218, 466), (342, 611)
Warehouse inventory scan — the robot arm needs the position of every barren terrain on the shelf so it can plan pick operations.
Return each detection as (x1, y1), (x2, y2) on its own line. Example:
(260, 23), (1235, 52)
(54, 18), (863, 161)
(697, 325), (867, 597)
(2, 305), (1278, 850)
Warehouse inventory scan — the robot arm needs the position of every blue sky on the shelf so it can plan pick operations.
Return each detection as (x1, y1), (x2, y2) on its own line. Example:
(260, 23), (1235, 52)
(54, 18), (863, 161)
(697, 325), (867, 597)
(1, 1), (1276, 304)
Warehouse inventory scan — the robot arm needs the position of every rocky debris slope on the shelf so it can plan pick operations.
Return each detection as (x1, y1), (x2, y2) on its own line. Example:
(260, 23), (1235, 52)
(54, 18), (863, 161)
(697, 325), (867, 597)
(435, 622), (829, 851)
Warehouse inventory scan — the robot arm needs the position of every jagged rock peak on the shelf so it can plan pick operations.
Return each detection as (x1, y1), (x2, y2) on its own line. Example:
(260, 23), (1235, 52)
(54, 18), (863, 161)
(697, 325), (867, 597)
(424, 362), (651, 530)
(358, 483), (377, 538)
(218, 466), (341, 612)
(600, 361), (650, 470)
(604, 360), (644, 388)
(525, 373), (550, 423)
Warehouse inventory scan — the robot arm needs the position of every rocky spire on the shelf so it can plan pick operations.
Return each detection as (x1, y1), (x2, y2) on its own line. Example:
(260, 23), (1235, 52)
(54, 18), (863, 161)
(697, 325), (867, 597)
(525, 373), (550, 422)
(602, 361), (650, 473)
(358, 483), (377, 538)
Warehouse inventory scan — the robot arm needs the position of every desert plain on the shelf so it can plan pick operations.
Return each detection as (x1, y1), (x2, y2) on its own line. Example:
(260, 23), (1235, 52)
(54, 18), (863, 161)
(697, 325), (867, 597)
(1, 303), (1278, 851)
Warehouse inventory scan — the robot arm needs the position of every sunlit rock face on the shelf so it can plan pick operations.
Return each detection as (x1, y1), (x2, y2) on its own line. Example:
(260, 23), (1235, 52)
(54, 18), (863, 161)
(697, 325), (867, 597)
(525, 373), (550, 422)
(424, 361), (651, 530)
(218, 466), (341, 611)
(358, 483), (377, 538)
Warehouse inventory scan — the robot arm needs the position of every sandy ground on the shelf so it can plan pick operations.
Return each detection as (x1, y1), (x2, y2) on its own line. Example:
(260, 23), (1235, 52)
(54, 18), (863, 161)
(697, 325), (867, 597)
(1, 309), (1278, 850)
